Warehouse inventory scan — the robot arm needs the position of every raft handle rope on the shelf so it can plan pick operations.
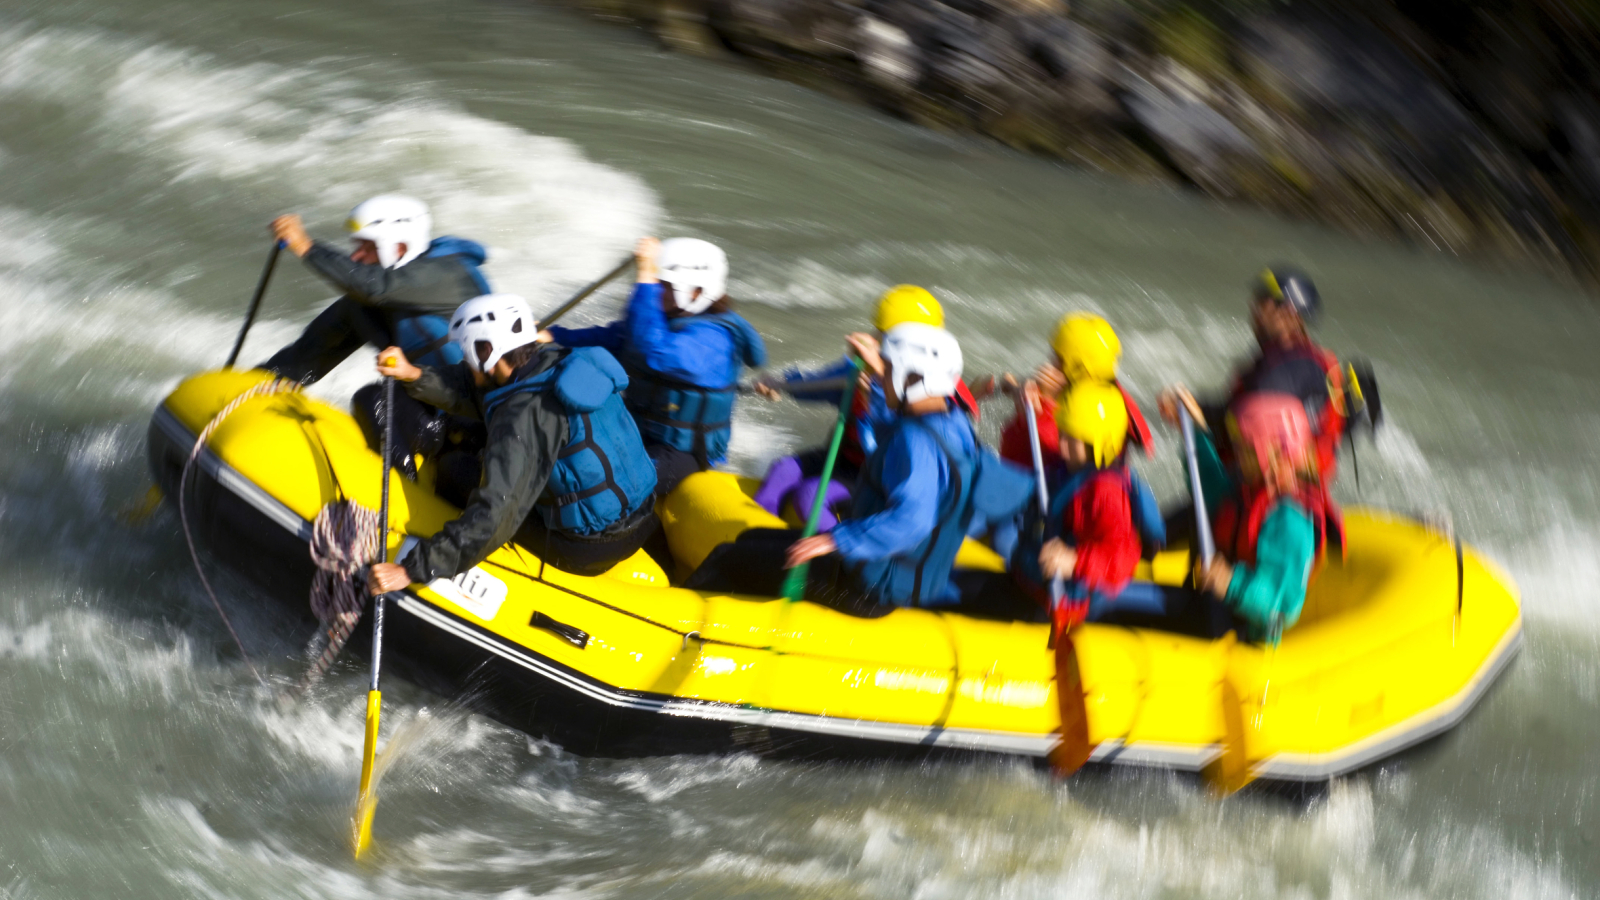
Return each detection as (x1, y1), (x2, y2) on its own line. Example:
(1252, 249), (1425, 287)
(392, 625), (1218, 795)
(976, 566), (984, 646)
(295, 500), (382, 693)
(179, 377), (303, 684)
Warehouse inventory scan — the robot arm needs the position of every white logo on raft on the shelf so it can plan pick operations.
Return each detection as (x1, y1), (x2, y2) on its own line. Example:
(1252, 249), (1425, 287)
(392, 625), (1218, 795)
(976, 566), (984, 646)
(428, 567), (508, 622)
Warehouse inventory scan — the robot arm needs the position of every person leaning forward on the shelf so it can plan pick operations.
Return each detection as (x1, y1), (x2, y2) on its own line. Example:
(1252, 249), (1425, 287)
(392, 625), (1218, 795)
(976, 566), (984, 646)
(263, 195), (492, 477)
(366, 293), (659, 594)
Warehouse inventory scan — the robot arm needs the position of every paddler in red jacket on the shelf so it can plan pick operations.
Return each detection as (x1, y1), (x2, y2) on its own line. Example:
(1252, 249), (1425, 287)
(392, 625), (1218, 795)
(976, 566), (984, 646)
(1202, 266), (1348, 485)
(998, 313), (1154, 471)
(1020, 382), (1166, 637)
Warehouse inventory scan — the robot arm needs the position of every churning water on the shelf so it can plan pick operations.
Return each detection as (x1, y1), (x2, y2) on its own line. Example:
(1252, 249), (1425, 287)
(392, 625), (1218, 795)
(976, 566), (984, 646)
(1, 0), (1596, 896)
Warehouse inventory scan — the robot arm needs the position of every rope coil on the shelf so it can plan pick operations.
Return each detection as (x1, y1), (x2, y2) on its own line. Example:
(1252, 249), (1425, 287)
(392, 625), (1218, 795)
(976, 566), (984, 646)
(298, 500), (384, 691)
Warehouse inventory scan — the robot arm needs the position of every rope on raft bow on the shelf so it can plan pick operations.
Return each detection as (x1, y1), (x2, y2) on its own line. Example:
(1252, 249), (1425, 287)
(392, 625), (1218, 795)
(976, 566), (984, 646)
(179, 377), (303, 684)
(295, 500), (382, 693)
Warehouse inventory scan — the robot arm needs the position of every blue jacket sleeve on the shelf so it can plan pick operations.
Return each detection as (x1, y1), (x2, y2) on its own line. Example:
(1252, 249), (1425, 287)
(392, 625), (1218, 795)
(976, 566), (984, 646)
(625, 282), (737, 388)
(1129, 471), (1167, 547)
(546, 321), (624, 354)
(832, 426), (944, 561)
(1225, 501), (1316, 634)
(783, 355), (856, 404)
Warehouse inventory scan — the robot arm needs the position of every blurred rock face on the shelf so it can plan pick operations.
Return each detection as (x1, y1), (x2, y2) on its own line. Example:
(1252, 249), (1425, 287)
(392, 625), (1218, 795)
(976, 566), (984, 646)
(570, 0), (1600, 286)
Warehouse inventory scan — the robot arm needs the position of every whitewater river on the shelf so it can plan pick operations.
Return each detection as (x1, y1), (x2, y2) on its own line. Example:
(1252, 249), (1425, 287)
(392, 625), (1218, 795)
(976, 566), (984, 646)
(1, 0), (1596, 895)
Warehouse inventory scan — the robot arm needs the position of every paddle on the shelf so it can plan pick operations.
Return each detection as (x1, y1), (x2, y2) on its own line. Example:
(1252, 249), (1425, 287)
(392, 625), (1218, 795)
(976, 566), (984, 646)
(353, 373), (396, 858)
(1016, 384), (1093, 775)
(1180, 406), (1251, 794)
(225, 240), (285, 369)
(539, 256), (634, 329)
(779, 359), (863, 602)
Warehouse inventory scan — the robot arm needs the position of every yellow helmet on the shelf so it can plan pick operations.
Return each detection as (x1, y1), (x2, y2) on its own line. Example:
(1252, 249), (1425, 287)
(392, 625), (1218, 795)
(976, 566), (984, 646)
(874, 285), (944, 332)
(1051, 313), (1121, 384)
(1055, 382), (1129, 468)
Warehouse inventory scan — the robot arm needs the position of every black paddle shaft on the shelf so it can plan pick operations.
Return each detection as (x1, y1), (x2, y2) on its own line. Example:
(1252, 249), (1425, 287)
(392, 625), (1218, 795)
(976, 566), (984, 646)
(225, 240), (284, 369)
(370, 375), (395, 692)
(540, 257), (633, 328)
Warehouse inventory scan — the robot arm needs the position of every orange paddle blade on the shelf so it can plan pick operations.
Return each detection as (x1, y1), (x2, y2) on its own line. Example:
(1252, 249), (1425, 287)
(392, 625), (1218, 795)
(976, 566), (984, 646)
(1048, 632), (1094, 775)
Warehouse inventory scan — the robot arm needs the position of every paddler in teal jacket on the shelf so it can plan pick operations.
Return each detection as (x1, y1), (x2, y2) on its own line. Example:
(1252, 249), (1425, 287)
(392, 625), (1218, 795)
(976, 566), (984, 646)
(545, 236), (766, 498)
(1162, 387), (1342, 639)
(366, 293), (658, 588)
(264, 195), (492, 477)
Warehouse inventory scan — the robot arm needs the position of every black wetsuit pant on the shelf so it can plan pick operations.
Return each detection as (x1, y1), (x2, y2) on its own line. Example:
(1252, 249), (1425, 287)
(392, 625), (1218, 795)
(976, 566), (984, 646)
(262, 296), (393, 385)
(350, 379), (492, 485)
(647, 442), (705, 500)
(514, 504), (662, 577)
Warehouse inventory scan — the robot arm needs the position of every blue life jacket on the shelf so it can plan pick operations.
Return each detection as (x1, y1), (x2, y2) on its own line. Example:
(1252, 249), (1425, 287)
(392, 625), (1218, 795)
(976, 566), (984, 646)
(1012, 463), (1165, 591)
(849, 418), (978, 606)
(390, 237), (492, 368)
(481, 347), (657, 535)
(621, 311), (765, 466)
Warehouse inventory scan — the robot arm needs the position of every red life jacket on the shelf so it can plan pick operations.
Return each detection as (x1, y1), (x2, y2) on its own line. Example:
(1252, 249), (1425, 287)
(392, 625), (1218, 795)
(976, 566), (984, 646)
(1229, 340), (1346, 480)
(1060, 466), (1144, 595)
(998, 381), (1153, 469)
(1213, 481), (1346, 570)
(1118, 382), (1155, 457)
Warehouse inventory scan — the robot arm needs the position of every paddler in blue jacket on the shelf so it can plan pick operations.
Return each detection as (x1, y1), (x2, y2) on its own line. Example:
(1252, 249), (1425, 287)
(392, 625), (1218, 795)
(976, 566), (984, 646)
(786, 323), (990, 607)
(545, 236), (766, 498)
(366, 293), (658, 588)
(750, 285), (982, 527)
(265, 195), (492, 477)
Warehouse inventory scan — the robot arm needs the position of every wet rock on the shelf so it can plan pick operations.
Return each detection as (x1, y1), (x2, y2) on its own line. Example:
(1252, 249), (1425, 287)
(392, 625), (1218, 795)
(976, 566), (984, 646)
(855, 16), (919, 92)
(555, 0), (1600, 287)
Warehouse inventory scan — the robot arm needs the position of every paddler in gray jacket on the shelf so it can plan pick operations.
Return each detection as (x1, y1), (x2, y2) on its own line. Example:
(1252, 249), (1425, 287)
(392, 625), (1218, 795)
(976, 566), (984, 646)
(365, 294), (659, 588)
(262, 195), (493, 475)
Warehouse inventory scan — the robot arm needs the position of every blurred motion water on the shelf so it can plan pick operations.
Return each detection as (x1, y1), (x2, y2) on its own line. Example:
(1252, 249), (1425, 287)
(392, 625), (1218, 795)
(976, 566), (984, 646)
(0, 0), (1596, 896)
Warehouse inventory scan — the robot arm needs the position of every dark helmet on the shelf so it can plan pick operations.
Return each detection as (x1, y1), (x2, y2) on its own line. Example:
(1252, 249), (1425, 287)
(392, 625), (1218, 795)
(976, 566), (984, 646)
(1252, 265), (1321, 324)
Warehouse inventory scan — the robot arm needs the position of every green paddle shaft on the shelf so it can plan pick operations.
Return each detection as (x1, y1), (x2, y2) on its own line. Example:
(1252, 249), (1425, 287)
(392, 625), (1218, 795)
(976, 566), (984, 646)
(780, 359), (864, 601)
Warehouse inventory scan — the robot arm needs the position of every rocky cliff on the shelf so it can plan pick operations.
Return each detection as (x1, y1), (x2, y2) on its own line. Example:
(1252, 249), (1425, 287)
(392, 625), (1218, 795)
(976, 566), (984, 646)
(564, 0), (1600, 286)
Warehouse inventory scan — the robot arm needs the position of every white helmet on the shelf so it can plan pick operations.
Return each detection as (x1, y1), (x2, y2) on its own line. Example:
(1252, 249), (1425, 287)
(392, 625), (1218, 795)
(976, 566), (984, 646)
(658, 237), (728, 314)
(347, 195), (431, 268)
(449, 293), (536, 374)
(881, 322), (963, 404)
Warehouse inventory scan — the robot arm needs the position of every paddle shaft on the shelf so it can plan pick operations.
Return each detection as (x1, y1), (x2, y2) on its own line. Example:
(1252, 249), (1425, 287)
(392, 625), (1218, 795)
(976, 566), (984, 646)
(780, 360), (863, 602)
(1179, 407), (1215, 567)
(225, 240), (284, 369)
(355, 375), (395, 856)
(1021, 396), (1067, 622)
(540, 256), (633, 328)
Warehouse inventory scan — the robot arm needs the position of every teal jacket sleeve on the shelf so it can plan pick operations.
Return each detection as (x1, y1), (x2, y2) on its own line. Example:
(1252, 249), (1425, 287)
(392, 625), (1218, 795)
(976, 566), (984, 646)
(1224, 500), (1315, 635)
(1188, 428), (1236, 519)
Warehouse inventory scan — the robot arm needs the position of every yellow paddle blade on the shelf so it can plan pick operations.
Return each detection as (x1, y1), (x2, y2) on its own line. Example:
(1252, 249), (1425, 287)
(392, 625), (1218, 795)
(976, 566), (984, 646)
(119, 485), (165, 525)
(352, 689), (381, 858)
(1202, 633), (1256, 795)
(1203, 676), (1256, 795)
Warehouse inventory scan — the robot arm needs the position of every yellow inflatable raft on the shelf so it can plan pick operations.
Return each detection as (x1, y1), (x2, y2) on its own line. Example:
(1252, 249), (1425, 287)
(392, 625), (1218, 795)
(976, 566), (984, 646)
(148, 369), (1522, 780)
